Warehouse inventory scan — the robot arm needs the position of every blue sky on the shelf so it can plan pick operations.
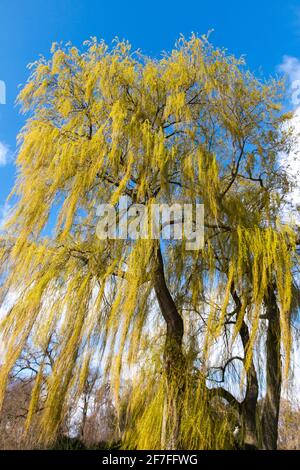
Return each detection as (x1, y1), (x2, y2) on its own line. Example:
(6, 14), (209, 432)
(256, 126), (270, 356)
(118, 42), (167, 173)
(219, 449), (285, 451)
(1, 0), (300, 218)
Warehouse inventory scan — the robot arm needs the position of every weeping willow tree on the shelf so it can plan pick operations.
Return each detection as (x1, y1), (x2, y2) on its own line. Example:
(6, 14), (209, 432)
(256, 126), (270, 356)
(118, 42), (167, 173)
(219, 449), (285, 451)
(0, 35), (299, 450)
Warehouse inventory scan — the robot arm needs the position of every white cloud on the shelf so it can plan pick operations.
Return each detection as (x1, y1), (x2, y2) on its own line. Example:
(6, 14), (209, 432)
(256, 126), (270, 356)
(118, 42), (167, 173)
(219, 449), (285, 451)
(0, 141), (10, 166)
(279, 58), (300, 402)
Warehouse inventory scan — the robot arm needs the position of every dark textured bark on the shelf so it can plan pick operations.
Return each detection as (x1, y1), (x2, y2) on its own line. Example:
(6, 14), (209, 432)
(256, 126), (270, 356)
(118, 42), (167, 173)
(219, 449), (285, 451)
(231, 288), (259, 449)
(153, 245), (184, 449)
(239, 321), (259, 449)
(261, 285), (282, 450)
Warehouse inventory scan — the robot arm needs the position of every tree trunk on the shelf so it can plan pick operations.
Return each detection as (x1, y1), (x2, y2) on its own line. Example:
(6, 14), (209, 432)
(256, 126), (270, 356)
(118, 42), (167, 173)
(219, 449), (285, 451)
(153, 245), (184, 450)
(261, 285), (282, 450)
(231, 288), (259, 449)
(240, 321), (259, 449)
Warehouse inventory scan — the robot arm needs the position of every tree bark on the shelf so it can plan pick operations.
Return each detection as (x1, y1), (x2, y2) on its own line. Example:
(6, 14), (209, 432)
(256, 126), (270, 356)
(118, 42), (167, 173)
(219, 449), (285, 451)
(153, 245), (185, 450)
(261, 285), (282, 450)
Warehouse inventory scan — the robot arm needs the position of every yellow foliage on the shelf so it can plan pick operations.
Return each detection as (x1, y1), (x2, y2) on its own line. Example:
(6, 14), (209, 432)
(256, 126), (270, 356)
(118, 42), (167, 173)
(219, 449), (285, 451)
(0, 34), (297, 447)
